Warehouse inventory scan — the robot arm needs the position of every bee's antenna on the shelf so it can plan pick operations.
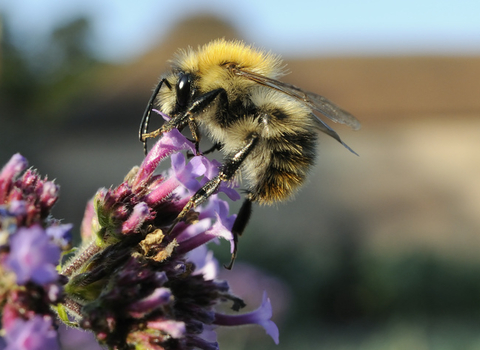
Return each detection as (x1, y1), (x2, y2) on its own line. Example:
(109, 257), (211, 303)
(139, 79), (166, 155)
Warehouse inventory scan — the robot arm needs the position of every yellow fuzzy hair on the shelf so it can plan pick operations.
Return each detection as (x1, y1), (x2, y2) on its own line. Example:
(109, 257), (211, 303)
(173, 39), (286, 93)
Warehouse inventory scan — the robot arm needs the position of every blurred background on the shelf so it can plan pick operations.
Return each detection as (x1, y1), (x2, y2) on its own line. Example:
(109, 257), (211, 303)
(2, 1), (480, 349)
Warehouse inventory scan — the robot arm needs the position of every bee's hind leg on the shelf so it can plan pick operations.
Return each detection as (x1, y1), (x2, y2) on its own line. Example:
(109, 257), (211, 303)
(225, 197), (253, 270)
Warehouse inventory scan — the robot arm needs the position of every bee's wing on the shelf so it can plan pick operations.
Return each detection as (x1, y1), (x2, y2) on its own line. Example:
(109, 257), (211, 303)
(232, 68), (360, 155)
(231, 68), (361, 130)
(304, 92), (361, 131)
(311, 114), (359, 155)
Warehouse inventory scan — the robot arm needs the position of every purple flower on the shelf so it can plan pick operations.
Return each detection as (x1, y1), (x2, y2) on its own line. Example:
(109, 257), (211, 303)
(57, 325), (104, 350)
(0, 153), (71, 350)
(175, 195), (236, 255)
(127, 287), (172, 318)
(170, 153), (207, 193)
(1, 122), (280, 350)
(0, 154), (59, 228)
(132, 128), (196, 191)
(121, 202), (151, 234)
(147, 319), (186, 339)
(6, 225), (60, 286)
(199, 157), (241, 202)
(214, 291), (280, 344)
(57, 130), (279, 349)
(4, 316), (60, 350)
(187, 245), (218, 280)
(80, 199), (96, 240)
(143, 152), (206, 206)
(46, 223), (73, 249)
(0, 154), (29, 204)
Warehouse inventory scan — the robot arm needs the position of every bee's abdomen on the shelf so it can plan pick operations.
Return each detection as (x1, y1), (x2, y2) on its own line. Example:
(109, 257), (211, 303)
(248, 131), (317, 204)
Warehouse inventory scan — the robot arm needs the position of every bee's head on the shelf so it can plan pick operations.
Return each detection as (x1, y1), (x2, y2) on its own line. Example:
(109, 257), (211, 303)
(154, 71), (197, 116)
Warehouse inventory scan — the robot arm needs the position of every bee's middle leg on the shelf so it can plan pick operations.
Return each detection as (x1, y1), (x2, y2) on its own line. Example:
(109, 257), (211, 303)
(169, 134), (259, 266)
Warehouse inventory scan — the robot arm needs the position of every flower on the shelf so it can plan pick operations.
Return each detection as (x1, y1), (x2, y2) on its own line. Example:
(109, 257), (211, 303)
(213, 291), (279, 344)
(0, 126), (280, 350)
(4, 316), (59, 350)
(6, 225), (61, 285)
(0, 154), (69, 349)
(0, 154), (59, 229)
(46, 223), (73, 250)
(59, 129), (279, 349)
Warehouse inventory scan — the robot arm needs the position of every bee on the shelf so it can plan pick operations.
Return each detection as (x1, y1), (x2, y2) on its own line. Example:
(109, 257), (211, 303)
(139, 39), (360, 268)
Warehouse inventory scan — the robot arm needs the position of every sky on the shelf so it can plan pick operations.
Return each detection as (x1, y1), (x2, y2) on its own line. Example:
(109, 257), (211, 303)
(2, 0), (480, 62)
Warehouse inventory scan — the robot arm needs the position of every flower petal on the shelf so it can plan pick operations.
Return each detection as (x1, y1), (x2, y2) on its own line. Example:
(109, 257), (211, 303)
(5, 316), (60, 350)
(121, 202), (150, 234)
(0, 154), (28, 203)
(132, 129), (195, 190)
(128, 287), (172, 317)
(6, 225), (60, 285)
(213, 291), (279, 344)
(46, 223), (73, 249)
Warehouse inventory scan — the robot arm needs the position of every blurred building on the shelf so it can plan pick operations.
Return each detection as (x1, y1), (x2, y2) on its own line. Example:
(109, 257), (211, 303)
(2, 14), (480, 349)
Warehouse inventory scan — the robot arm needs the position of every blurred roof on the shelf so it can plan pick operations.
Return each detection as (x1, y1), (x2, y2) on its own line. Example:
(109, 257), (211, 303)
(67, 15), (480, 129)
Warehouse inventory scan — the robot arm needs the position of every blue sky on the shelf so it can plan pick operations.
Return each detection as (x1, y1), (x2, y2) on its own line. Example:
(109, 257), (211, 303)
(2, 0), (480, 62)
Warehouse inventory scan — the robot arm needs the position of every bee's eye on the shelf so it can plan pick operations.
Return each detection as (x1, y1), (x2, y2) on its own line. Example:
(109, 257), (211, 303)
(176, 73), (192, 107)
